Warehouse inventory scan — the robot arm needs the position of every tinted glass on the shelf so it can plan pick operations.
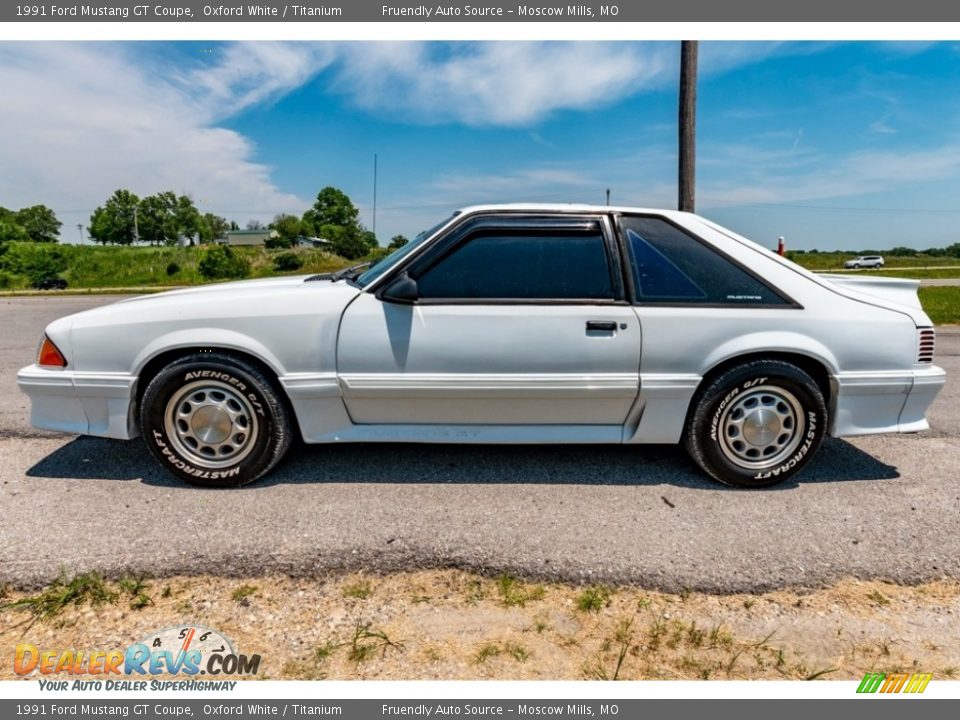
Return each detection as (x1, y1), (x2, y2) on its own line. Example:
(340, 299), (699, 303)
(622, 217), (788, 305)
(355, 213), (458, 288)
(416, 231), (614, 300)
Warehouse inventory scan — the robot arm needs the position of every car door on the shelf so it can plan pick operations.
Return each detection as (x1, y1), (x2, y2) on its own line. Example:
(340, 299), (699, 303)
(336, 214), (642, 427)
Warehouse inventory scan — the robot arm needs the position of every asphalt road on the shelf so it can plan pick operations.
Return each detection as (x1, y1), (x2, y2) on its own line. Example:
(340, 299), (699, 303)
(1, 296), (958, 592)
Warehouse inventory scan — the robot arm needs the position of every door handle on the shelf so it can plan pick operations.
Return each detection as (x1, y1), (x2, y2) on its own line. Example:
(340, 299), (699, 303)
(586, 320), (618, 332)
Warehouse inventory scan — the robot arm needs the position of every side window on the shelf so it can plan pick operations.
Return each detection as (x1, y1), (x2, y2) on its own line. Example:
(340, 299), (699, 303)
(622, 216), (789, 305)
(415, 229), (615, 301)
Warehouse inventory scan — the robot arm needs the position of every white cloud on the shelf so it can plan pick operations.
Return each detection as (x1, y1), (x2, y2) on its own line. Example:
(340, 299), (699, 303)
(171, 43), (335, 120)
(0, 42), (323, 233)
(324, 41), (821, 128)
(330, 42), (677, 126)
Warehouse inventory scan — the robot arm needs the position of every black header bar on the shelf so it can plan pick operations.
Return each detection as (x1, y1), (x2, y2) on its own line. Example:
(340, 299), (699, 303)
(4, 1), (960, 23)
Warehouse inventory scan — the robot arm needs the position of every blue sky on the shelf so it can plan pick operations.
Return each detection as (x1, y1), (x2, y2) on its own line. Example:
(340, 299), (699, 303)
(2, 41), (960, 250)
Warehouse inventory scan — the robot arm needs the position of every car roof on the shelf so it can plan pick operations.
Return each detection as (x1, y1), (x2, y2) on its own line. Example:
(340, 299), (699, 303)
(456, 203), (689, 218)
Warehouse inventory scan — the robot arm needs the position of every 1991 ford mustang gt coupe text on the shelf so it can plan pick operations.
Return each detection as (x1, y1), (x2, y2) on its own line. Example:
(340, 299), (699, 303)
(18, 205), (945, 488)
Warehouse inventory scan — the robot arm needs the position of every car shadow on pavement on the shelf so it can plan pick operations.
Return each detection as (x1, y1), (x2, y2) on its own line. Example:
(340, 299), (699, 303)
(26, 435), (899, 490)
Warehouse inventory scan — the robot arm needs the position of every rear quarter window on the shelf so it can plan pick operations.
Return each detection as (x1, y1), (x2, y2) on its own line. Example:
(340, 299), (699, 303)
(621, 216), (790, 306)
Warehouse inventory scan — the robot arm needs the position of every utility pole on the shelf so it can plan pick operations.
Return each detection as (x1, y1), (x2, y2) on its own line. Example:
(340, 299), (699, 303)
(678, 40), (698, 213)
(133, 205), (140, 244)
(372, 153), (378, 241)
(77, 224), (83, 245)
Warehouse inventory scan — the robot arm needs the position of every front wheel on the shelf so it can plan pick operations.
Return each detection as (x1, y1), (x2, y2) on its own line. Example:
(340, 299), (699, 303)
(139, 352), (293, 487)
(684, 360), (827, 488)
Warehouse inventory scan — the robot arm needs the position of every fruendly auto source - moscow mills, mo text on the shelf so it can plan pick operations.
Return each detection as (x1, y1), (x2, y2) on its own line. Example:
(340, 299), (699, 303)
(381, 5), (617, 17)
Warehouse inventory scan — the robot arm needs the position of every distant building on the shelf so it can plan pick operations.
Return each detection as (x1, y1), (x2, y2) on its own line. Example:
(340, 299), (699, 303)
(224, 229), (278, 246)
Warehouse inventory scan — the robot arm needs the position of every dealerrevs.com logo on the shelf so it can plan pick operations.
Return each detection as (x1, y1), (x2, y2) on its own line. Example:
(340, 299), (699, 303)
(14, 625), (261, 688)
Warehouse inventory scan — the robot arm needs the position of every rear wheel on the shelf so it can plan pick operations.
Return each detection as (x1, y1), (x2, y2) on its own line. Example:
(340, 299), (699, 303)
(139, 352), (293, 487)
(684, 360), (827, 488)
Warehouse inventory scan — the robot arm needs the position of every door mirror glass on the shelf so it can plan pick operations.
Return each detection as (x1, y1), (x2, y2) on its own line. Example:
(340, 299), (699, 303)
(380, 273), (420, 304)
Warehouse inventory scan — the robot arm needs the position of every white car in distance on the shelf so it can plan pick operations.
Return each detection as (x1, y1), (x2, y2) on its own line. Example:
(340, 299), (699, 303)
(18, 205), (944, 488)
(844, 255), (885, 269)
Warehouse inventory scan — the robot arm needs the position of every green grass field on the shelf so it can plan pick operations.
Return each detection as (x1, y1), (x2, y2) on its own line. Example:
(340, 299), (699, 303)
(0, 243), (354, 291)
(917, 287), (960, 325)
(790, 253), (960, 272)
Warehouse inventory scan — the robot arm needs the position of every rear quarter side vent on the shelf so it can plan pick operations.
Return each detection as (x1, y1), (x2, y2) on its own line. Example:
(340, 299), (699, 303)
(918, 328), (936, 363)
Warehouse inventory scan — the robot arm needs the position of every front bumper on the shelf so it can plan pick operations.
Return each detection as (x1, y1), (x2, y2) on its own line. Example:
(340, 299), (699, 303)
(830, 365), (946, 437)
(17, 364), (138, 439)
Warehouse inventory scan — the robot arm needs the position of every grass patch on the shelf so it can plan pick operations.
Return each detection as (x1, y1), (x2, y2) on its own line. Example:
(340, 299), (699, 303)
(919, 286), (960, 324)
(804, 666), (840, 680)
(342, 581), (374, 600)
(867, 590), (890, 607)
(532, 612), (551, 633)
(463, 579), (487, 605)
(497, 574), (545, 608)
(577, 585), (612, 613)
(314, 640), (342, 662)
(117, 574), (153, 610)
(231, 584), (258, 605)
(584, 617), (635, 680)
(347, 621), (403, 663)
(505, 642), (531, 662)
(2, 571), (116, 630)
(473, 643), (501, 664)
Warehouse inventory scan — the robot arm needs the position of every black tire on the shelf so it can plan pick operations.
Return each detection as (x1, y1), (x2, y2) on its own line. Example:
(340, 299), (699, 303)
(683, 360), (827, 488)
(139, 352), (293, 487)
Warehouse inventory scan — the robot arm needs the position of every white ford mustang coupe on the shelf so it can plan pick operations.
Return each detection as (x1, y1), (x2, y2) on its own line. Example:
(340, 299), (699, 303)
(18, 205), (945, 488)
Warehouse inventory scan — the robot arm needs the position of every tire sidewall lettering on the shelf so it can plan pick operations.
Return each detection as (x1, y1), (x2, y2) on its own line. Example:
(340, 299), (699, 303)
(142, 354), (290, 487)
(182, 369), (266, 417)
(151, 429), (241, 480)
(148, 366), (270, 481)
(702, 371), (824, 485)
(752, 410), (819, 481)
(709, 377), (770, 442)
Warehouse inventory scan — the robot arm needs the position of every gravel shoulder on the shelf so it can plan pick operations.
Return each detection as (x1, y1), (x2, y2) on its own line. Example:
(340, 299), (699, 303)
(2, 571), (958, 681)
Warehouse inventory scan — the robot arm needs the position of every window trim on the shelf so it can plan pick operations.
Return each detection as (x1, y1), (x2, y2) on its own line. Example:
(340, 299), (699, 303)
(612, 213), (803, 310)
(377, 213), (627, 305)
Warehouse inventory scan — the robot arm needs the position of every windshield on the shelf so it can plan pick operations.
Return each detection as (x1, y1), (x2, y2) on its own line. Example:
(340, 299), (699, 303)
(354, 213), (458, 288)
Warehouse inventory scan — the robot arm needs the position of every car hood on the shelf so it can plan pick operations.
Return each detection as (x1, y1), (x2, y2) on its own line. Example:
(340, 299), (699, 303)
(114, 274), (326, 304)
(52, 274), (361, 336)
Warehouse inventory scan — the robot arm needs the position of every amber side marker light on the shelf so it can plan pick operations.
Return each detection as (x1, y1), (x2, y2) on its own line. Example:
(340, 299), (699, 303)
(38, 335), (67, 368)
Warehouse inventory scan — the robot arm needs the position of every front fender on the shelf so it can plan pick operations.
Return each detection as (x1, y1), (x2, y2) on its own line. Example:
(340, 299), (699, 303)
(131, 328), (288, 378)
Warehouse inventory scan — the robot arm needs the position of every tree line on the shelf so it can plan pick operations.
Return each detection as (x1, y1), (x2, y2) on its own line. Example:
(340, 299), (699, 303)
(87, 190), (231, 247)
(83, 185), (408, 260)
(0, 205), (62, 244)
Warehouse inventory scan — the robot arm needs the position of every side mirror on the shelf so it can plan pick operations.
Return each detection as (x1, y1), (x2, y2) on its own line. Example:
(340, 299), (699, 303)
(380, 273), (420, 304)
